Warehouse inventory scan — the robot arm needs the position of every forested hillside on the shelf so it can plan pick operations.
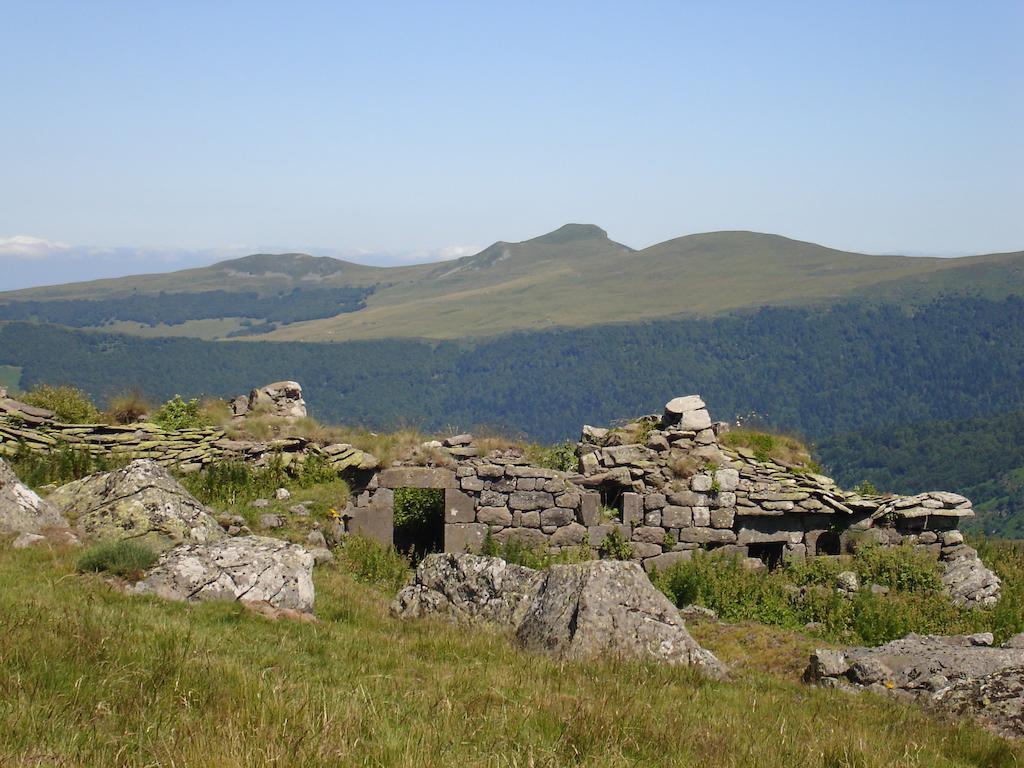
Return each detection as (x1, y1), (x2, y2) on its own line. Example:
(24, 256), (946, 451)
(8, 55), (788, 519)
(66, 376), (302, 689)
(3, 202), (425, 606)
(0, 286), (373, 330)
(818, 411), (1024, 538)
(2, 297), (1023, 444)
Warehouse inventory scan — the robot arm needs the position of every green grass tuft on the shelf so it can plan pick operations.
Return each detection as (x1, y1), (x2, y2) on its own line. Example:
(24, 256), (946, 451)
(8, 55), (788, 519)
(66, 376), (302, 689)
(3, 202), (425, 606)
(76, 540), (158, 580)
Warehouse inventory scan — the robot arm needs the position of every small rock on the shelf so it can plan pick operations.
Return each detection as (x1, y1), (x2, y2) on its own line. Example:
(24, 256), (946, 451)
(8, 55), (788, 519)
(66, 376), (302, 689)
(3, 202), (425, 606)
(251, 499), (270, 509)
(836, 571), (860, 593)
(679, 604), (718, 621)
(310, 547), (334, 565)
(289, 504), (311, 516)
(275, 488), (291, 501)
(12, 532), (46, 549)
(260, 514), (283, 530)
(307, 530), (328, 549)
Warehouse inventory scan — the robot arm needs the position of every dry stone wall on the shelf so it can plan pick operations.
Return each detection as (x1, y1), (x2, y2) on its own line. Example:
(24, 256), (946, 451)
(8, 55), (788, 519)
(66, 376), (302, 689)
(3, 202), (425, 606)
(344, 394), (997, 606)
(0, 392), (376, 475)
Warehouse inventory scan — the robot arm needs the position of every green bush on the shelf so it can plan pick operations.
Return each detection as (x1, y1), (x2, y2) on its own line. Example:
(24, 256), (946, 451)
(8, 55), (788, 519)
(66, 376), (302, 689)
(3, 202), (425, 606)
(527, 441), (578, 473)
(76, 540), (157, 580)
(11, 442), (126, 488)
(151, 395), (210, 431)
(295, 452), (338, 488)
(338, 535), (411, 594)
(20, 384), (99, 424)
(653, 553), (801, 628)
(596, 526), (633, 560)
(852, 544), (943, 593)
(179, 457), (290, 508)
(652, 541), (1023, 646)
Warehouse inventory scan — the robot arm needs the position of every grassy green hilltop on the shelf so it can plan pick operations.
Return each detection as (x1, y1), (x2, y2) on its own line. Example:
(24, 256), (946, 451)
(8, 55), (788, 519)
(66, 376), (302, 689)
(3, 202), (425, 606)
(2, 224), (1023, 341)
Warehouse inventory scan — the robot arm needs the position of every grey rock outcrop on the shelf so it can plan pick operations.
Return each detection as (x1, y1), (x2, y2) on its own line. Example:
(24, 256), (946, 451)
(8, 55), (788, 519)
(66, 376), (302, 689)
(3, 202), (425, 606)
(516, 560), (727, 676)
(391, 553), (544, 628)
(806, 633), (1024, 738)
(133, 536), (315, 612)
(940, 542), (1001, 608)
(936, 666), (1024, 740)
(48, 459), (224, 551)
(393, 554), (725, 677)
(245, 381), (307, 419)
(0, 458), (66, 535)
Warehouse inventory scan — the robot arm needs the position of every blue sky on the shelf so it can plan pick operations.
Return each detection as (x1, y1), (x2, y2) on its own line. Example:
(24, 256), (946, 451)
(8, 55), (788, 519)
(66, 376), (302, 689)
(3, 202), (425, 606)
(0, 1), (1021, 287)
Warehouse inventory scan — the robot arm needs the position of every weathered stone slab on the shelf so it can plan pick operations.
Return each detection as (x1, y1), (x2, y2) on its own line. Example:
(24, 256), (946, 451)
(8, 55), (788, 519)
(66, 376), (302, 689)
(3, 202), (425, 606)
(377, 467), (457, 489)
(445, 523), (488, 554)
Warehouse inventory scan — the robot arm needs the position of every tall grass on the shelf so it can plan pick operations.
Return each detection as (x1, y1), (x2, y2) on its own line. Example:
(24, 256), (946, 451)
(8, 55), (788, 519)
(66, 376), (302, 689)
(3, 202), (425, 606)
(9, 442), (129, 488)
(652, 542), (1024, 646)
(0, 545), (1017, 767)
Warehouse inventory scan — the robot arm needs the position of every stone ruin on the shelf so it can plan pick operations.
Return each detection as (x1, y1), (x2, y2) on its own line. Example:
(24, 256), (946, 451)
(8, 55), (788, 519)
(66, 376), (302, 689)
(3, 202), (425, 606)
(343, 395), (1000, 608)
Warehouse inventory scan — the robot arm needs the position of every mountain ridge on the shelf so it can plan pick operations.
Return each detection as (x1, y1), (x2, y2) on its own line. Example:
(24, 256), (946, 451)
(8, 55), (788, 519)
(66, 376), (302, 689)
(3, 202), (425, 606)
(1, 224), (1023, 341)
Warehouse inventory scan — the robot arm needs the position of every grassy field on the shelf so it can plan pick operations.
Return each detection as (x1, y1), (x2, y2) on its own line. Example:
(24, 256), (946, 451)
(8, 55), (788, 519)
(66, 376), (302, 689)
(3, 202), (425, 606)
(0, 543), (1020, 767)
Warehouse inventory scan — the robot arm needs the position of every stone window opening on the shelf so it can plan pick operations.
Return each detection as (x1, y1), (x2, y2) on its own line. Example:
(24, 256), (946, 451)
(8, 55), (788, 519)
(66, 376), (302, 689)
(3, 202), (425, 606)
(597, 484), (626, 520)
(748, 542), (785, 570)
(816, 530), (842, 556)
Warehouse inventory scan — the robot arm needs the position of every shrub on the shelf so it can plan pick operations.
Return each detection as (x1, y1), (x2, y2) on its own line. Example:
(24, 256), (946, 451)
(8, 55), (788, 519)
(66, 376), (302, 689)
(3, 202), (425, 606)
(76, 540), (157, 580)
(295, 452), (338, 488)
(179, 457), (288, 509)
(652, 543), (1021, 646)
(338, 535), (411, 594)
(652, 553), (801, 628)
(597, 526), (632, 560)
(11, 442), (127, 488)
(852, 544), (942, 593)
(21, 384), (99, 424)
(527, 441), (577, 473)
(393, 488), (443, 531)
(151, 395), (210, 431)
(104, 388), (152, 424)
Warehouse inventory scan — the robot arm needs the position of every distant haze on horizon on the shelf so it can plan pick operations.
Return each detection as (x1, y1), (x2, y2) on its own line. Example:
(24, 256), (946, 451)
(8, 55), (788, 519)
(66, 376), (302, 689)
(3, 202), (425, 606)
(1, 2), (1021, 290)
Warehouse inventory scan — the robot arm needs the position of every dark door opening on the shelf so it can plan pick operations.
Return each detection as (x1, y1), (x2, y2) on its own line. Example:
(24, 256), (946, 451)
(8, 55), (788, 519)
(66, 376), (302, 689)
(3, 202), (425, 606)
(748, 542), (785, 570)
(816, 530), (842, 556)
(393, 487), (445, 561)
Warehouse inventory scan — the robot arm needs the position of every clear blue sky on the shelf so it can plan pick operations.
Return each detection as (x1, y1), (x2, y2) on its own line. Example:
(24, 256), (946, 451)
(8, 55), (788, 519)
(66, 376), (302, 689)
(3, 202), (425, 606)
(1, 0), (1021, 281)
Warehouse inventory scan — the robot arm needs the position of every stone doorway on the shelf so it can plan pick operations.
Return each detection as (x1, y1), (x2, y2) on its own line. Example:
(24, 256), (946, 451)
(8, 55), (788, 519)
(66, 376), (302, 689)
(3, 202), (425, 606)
(393, 488), (445, 561)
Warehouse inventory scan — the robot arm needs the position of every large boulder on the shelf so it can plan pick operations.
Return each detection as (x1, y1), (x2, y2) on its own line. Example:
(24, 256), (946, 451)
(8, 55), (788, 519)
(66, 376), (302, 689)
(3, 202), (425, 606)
(392, 554), (726, 677)
(806, 633), (1024, 739)
(936, 666), (1024, 740)
(391, 553), (544, 627)
(941, 548), (1001, 608)
(48, 459), (224, 551)
(248, 381), (306, 419)
(133, 536), (315, 613)
(0, 458), (67, 535)
(516, 560), (727, 677)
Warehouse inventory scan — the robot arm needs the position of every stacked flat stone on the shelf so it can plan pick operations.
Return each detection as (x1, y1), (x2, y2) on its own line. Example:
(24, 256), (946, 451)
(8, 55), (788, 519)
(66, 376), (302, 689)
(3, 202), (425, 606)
(0, 415), (376, 475)
(345, 395), (991, 608)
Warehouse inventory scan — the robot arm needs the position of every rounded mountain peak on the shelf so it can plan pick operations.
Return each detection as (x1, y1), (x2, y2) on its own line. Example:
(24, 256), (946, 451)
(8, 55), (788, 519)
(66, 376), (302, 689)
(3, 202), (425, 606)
(531, 223), (609, 245)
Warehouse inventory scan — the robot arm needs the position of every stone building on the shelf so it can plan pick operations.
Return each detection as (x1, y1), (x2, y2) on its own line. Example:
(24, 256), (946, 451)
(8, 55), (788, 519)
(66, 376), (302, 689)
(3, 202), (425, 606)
(344, 395), (996, 606)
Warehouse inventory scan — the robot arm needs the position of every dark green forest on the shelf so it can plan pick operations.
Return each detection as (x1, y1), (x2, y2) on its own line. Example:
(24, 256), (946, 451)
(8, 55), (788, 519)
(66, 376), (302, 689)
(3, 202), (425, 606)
(0, 286), (373, 328)
(818, 411), (1024, 538)
(3, 296), (1024, 533)
(2, 296), (1023, 442)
